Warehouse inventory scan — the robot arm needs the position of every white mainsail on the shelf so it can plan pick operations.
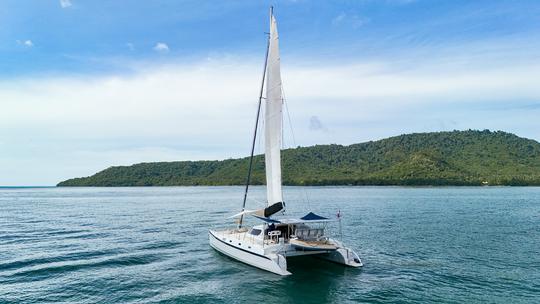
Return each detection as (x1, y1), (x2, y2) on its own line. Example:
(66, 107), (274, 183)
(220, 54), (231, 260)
(264, 12), (283, 206)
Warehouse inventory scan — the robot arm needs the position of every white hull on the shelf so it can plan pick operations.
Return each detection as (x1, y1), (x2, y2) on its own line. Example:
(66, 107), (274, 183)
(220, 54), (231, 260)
(317, 242), (363, 267)
(209, 230), (291, 275)
(209, 229), (362, 275)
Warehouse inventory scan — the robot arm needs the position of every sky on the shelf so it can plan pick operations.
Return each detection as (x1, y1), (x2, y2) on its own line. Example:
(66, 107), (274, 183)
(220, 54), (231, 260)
(1, 0), (540, 185)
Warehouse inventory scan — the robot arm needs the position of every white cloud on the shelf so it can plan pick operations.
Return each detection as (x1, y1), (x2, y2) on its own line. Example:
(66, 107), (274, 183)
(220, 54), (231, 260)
(153, 42), (170, 53)
(16, 40), (34, 47)
(332, 12), (369, 29)
(1, 58), (538, 137)
(59, 0), (72, 8)
(0, 52), (539, 185)
(332, 12), (346, 25)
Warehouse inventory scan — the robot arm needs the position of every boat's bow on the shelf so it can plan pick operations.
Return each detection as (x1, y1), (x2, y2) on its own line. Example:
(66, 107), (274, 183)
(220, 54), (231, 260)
(208, 229), (291, 276)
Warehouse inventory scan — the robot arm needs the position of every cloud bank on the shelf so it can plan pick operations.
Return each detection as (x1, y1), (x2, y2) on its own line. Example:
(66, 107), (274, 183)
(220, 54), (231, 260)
(1, 50), (539, 185)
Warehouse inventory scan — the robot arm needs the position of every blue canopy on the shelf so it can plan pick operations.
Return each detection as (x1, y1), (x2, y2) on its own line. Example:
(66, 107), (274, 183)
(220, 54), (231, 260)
(251, 212), (332, 225)
(300, 212), (329, 221)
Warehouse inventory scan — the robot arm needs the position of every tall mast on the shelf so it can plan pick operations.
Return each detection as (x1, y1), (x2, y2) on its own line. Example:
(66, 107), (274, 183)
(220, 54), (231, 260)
(238, 12), (271, 229)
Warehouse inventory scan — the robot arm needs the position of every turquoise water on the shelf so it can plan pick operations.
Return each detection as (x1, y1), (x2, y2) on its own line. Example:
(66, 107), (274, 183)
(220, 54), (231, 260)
(0, 186), (539, 303)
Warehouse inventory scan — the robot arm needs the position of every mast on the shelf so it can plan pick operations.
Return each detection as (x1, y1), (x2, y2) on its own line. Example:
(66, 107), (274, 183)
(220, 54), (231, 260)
(239, 7), (284, 228)
(238, 14), (271, 229)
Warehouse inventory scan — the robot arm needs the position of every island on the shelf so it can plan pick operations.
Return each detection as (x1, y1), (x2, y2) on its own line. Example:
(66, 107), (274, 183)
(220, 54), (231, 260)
(57, 130), (540, 187)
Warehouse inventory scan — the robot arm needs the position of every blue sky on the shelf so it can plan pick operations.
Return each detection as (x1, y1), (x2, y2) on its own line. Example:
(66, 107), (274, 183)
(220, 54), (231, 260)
(1, 0), (540, 185)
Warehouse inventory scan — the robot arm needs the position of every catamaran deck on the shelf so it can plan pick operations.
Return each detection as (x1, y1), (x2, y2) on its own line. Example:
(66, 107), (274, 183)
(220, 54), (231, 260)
(210, 228), (342, 257)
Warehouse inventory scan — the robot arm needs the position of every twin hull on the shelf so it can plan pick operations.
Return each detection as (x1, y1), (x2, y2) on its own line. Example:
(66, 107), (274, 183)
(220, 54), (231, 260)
(209, 230), (362, 276)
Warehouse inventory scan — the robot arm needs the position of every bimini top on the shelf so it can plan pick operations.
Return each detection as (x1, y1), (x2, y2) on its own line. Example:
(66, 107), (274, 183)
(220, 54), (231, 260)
(251, 212), (333, 224)
(300, 212), (329, 221)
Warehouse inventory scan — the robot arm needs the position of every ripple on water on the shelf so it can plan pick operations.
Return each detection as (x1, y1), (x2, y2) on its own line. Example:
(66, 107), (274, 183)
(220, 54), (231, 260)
(3, 253), (163, 284)
(0, 186), (539, 303)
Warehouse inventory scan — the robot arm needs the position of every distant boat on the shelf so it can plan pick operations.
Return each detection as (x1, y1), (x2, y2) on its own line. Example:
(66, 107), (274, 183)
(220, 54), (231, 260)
(208, 7), (362, 276)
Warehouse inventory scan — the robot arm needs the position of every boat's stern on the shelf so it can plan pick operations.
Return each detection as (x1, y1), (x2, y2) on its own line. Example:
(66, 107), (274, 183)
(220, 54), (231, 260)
(316, 239), (363, 267)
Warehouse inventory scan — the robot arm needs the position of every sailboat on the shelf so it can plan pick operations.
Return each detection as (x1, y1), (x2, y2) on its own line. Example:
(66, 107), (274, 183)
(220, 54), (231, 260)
(208, 7), (363, 276)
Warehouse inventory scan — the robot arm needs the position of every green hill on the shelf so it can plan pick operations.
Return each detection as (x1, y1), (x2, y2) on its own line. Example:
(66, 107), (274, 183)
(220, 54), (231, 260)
(57, 130), (540, 187)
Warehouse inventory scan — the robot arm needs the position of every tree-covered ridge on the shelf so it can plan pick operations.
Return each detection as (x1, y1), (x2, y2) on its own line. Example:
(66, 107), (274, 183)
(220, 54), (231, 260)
(57, 130), (540, 186)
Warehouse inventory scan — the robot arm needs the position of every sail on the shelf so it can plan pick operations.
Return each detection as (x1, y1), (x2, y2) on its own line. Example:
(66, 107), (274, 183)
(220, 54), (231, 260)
(264, 12), (283, 206)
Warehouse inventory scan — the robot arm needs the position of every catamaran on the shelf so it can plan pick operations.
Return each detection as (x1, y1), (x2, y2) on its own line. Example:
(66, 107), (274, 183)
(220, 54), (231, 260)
(208, 8), (363, 276)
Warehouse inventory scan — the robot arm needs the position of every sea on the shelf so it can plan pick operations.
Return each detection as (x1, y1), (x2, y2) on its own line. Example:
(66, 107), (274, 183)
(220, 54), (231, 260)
(0, 186), (538, 303)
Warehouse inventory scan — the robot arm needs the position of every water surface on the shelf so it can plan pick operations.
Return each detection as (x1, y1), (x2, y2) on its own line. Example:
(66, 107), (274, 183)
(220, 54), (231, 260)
(0, 186), (539, 303)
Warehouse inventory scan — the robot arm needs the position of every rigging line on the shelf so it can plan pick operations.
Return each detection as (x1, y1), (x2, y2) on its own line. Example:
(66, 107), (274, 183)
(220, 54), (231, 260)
(281, 83), (312, 210)
(282, 92), (296, 147)
(238, 34), (270, 229)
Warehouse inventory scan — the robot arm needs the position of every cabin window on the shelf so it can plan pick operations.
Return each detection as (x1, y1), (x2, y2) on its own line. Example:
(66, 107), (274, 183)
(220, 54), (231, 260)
(249, 228), (262, 236)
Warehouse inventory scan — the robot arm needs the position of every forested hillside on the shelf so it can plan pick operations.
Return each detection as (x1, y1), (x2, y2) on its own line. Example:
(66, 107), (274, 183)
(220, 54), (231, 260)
(58, 130), (540, 186)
